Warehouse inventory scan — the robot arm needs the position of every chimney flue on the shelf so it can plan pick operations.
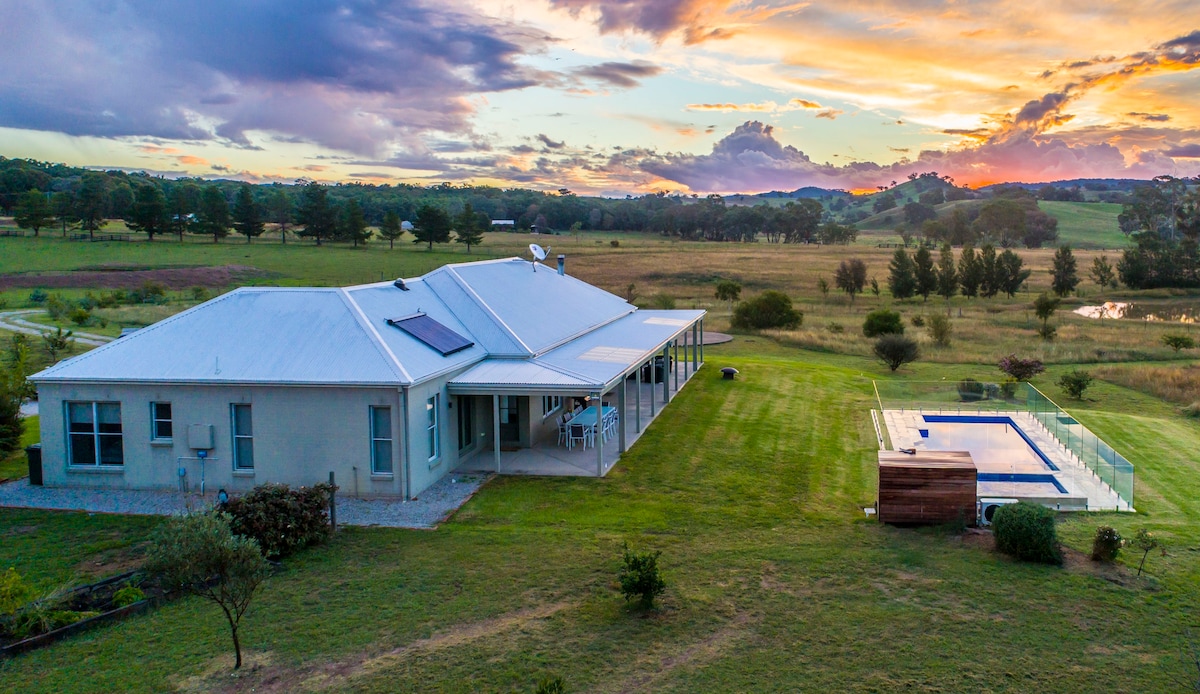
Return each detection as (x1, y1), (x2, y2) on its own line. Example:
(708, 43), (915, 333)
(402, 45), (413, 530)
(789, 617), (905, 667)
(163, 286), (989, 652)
(557, 254), (565, 276)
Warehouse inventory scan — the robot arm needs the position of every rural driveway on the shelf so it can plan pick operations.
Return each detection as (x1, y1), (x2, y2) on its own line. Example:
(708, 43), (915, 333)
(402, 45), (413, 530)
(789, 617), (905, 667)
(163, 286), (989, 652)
(0, 309), (113, 347)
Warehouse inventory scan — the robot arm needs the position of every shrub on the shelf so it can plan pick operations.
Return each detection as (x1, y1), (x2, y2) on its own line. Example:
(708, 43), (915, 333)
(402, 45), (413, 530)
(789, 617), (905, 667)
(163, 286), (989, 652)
(992, 501), (1061, 565)
(862, 308), (903, 337)
(1091, 526), (1122, 562)
(1058, 370), (1093, 399)
(873, 334), (920, 371)
(998, 354), (1045, 381)
(618, 544), (666, 609)
(957, 378), (985, 401)
(826, 321), (844, 334)
(731, 291), (802, 330)
(1037, 323), (1057, 341)
(1162, 333), (1195, 352)
(1131, 528), (1160, 576)
(909, 314), (925, 327)
(927, 313), (952, 346)
(28, 289), (48, 304)
(999, 378), (1019, 400)
(609, 239), (619, 248)
(69, 307), (92, 326)
(649, 293), (676, 310)
(128, 281), (166, 305)
(112, 585), (146, 609)
(190, 286), (212, 302)
(223, 482), (336, 558)
(45, 294), (70, 320)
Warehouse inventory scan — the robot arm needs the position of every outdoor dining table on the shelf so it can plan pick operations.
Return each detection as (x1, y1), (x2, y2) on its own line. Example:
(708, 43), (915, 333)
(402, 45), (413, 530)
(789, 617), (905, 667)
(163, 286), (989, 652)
(566, 406), (617, 446)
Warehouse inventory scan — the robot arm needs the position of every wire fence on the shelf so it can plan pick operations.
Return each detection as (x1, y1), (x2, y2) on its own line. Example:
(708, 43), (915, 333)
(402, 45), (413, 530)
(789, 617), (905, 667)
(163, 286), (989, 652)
(874, 380), (1135, 507)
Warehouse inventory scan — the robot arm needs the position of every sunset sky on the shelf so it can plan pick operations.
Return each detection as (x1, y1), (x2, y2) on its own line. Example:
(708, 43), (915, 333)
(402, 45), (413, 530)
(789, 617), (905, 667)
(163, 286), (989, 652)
(2, 1), (1199, 195)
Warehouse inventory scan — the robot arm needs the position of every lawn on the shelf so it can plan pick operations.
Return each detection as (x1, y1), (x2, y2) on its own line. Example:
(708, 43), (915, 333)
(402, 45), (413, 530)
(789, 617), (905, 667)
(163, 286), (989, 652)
(2, 342), (1199, 692)
(3, 229), (1200, 691)
(0, 415), (37, 480)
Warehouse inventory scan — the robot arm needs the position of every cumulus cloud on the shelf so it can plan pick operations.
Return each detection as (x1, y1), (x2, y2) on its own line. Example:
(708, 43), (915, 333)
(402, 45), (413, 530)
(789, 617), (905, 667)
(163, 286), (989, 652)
(1165, 144), (1200, 158)
(548, 0), (734, 42)
(0, 0), (550, 155)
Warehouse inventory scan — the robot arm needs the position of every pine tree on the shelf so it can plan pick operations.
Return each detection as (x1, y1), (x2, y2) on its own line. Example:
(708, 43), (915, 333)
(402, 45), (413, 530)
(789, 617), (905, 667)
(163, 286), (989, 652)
(913, 245), (937, 301)
(74, 172), (109, 238)
(936, 243), (958, 303)
(52, 191), (75, 236)
(378, 211), (404, 249)
(125, 184), (169, 241)
(295, 181), (336, 246)
(168, 182), (201, 241)
(958, 245), (982, 298)
(887, 248), (916, 299)
(1050, 245), (1079, 297)
(454, 203), (484, 253)
(232, 185), (265, 243)
(14, 189), (53, 236)
(196, 185), (231, 243)
(979, 244), (1000, 298)
(999, 249), (1031, 297)
(340, 198), (371, 247)
(412, 204), (452, 250)
(268, 187), (292, 243)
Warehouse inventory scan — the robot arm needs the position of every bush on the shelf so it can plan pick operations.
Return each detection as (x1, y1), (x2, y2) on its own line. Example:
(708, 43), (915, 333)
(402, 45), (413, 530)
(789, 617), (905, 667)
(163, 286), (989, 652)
(731, 291), (802, 330)
(992, 501), (1061, 565)
(1091, 526), (1122, 562)
(45, 294), (70, 320)
(826, 321), (844, 334)
(998, 354), (1045, 381)
(909, 315), (925, 327)
(128, 281), (166, 305)
(862, 308), (903, 337)
(957, 378), (985, 402)
(927, 313), (952, 346)
(190, 286), (211, 302)
(223, 482), (336, 558)
(28, 289), (48, 304)
(873, 334), (920, 371)
(112, 585), (146, 609)
(69, 307), (92, 326)
(618, 544), (666, 609)
(609, 240), (619, 248)
(649, 293), (676, 309)
(1058, 370), (1093, 399)
(1037, 323), (1057, 341)
(1162, 333), (1195, 352)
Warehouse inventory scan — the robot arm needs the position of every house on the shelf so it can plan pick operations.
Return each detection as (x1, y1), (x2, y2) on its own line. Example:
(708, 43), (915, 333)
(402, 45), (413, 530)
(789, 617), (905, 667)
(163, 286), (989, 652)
(30, 257), (706, 498)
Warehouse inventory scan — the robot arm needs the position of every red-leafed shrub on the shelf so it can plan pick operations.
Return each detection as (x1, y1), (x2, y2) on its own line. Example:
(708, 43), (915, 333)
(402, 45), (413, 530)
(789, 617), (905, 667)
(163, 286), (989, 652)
(223, 483), (336, 558)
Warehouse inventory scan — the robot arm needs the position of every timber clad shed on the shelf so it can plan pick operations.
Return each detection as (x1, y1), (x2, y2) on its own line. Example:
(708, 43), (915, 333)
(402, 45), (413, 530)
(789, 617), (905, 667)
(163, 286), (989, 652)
(877, 451), (977, 525)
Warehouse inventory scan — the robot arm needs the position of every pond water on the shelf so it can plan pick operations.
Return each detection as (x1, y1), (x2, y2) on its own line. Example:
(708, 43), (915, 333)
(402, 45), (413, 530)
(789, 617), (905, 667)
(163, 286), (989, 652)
(1074, 300), (1200, 323)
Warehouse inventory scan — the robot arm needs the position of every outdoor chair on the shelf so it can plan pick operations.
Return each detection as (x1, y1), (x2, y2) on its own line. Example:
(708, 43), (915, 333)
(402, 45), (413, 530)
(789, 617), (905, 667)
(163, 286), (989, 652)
(567, 422), (592, 450)
(557, 416), (570, 446)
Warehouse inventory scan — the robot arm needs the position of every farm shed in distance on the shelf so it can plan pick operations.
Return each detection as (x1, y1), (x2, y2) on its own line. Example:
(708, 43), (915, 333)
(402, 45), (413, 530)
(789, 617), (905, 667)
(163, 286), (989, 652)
(877, 451), (977, 524)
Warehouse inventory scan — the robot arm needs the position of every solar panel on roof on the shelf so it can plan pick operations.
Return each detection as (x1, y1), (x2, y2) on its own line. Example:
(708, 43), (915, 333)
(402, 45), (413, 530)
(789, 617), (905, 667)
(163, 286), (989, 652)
(386, 313), (474, 356)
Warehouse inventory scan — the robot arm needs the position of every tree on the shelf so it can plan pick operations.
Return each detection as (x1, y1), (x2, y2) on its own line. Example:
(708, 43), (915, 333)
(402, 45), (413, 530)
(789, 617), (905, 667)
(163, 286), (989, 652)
(51, 191), (75, 236)
(927, 313), (952, 346)
(168, 182), (201, 241)
(936, 243), (957, 304)
(1050, 246), (1079, 297)
(732, 291), (802, 330)
(874, 334), (920, 371)
(232, 185), (265, 244)
(412, 204), (452, 250)
(453, 203), (484, 252)
(196, 186), (231, 243)
(998, 249), (1031, 297)
(958, 245), (982, 298)
(378, 211), (404, 249)
(0, 379), (20, 459)
(887, 248), (916, 299)
(339, 198), (371, 247)
(146, 512), (271, 670)
(14, 190), (53, 236)
(74, 172), (110, 238)
(863, 308), (903, 337)
(816, 277), (829, 301)
(267, 187), (292, 243)
(1033, 292), (1060, 340)
(125, 184), (169, 242)
(40, 327), (73, 363)
(903, 201), (937, 226)
(618, 544), (666, 609)
(1131, 528), (1159, 576)
(973, 199), (1026, 246)
(714, 280), (741, 313)
(1162, 334), (1195, 352)
(1058, 370), (1093, 399)
(979, 244), (1000, 298)
(913, 246), (937, 301)
(998, 354), (1045, 381)
(295, 181), (337, 246)
(1090, 254), (1117, 289)
(834, 258), (867, 304)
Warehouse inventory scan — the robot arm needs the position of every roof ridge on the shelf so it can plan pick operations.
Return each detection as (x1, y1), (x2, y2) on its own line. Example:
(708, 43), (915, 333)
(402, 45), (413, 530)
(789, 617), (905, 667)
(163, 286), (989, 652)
(337, 288), (414, 384)
(437, 265), (533, 356)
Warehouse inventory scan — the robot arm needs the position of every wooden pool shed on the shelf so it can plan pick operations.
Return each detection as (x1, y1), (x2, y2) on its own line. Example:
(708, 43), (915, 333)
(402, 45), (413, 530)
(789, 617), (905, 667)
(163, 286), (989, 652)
(877, 451), (977, 525)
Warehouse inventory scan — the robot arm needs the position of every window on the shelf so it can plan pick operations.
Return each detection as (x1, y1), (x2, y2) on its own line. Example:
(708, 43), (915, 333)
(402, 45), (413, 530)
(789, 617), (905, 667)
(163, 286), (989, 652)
(151, 402), (173, 441)
(457, 397), (475, 451)
(67, 402), (124, 467)
(370, 406), (393, 475)
(231, 404), (254, 470)
(541, 396), (563, 419)
(426, 395), (439, 462)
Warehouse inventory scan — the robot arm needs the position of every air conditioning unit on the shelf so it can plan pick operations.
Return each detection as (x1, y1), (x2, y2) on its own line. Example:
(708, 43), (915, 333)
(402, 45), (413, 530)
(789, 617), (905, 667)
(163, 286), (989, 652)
(978, 498), (1019, 526)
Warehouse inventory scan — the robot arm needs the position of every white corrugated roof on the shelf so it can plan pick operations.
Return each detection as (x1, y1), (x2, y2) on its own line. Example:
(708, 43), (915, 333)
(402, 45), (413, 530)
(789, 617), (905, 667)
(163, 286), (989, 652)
(33, 259), (705, 389)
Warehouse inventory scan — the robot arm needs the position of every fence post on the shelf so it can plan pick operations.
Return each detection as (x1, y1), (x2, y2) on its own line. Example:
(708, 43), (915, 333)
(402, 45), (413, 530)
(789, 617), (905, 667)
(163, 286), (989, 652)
(329, 471), (337, 533)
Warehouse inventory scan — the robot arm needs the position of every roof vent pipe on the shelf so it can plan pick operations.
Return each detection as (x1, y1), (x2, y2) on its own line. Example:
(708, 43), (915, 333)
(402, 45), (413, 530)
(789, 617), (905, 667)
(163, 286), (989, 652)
(393, 279), (409, 291)
(557, 255), (565, 276)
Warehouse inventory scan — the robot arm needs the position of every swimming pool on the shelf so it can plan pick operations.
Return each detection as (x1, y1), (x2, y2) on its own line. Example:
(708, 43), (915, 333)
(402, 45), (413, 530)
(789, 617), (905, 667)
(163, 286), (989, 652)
(919, 414), (1069, 496)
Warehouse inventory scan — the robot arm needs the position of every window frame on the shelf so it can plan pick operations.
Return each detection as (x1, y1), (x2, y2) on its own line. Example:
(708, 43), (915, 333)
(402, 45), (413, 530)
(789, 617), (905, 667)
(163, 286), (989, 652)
(150, 402), (173, 441)
(426, 394), (440, 463)
(231, 403), (254, 471)
(369, 405), (393, 475)
(66, 401), (124, 468)
(541, 395), (563, 420)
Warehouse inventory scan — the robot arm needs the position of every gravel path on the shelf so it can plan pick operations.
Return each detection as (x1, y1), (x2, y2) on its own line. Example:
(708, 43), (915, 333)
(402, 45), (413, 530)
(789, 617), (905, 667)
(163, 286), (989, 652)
(0, 309), (114, 346)
(0, 473), (489, 529)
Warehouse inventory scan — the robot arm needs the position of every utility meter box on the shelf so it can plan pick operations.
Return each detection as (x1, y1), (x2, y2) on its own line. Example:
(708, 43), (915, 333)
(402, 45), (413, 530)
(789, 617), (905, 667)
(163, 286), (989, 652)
(187, 424), (215, 450)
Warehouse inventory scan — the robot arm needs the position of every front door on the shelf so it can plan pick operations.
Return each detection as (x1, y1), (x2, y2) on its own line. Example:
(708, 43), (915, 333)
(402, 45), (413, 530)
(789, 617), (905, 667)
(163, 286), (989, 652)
(499, 396), (521, 445)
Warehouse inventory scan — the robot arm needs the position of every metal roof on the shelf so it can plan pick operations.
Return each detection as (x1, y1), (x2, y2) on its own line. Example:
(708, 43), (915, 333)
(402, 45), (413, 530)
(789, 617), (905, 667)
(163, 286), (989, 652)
(32, 258), (706, 390)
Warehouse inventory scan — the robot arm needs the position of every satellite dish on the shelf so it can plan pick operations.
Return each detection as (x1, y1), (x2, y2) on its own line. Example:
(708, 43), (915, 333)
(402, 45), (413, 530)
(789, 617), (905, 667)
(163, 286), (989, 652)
(529, 243), (547, 261)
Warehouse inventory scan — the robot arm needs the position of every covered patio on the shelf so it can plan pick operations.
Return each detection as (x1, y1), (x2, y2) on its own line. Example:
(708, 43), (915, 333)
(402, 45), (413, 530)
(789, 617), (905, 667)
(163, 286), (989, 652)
(450, 311), (706, 477)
